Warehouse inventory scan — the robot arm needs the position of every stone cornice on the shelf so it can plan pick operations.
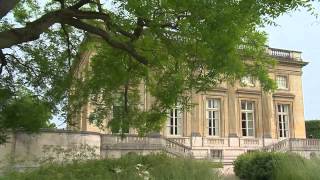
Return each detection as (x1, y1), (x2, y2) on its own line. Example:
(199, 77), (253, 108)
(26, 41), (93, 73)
(236, 89), (261, 95)
(276, 58), (309, 67)
(273, 92), (295, 99)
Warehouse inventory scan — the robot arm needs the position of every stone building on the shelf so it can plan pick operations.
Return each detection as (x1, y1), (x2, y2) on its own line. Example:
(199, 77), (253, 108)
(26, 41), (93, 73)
(73, 46), (308, 161)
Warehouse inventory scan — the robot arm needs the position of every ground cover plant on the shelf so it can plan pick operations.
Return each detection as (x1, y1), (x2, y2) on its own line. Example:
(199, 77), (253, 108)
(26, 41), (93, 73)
(0, 153), (222, 180)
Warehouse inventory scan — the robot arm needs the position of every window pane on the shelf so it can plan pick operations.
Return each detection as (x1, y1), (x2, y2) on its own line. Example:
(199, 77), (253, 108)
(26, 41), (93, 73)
(242, 121), (246, 129)
(283, 105), (289, 113)
(248, 121), (253, 128)
(247, 113), (253, 121)
(215, 119), (219, 130)
(242, 113), (246, 120)
(242, 129), (247, 136)
(279, 121), (282, 130)
(209, 128), (212, 136)
(241, 101), (246, 110)
(283, 121), (287, 130)
(214, 100), (219, 108)
(213, 111), (216, 119)
(247, 102), (253, 110)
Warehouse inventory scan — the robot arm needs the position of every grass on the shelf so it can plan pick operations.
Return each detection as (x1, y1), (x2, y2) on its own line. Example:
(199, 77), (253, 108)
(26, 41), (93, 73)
(0, 153), (222, 180)
(234, 151), (320, 180)
(274, 154), (320, 180)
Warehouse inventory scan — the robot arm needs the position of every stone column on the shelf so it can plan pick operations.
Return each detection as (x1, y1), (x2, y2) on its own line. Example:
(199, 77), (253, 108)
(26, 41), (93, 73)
(227, 84), (238, 137)
(261, 92), (273, 138)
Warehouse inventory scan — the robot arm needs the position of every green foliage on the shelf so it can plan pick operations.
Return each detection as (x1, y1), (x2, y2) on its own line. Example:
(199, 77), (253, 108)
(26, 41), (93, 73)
(273, 154), (320, 180)
(1, 153), (221, 180)
(0, 87), (52, 144)
(0, 0), (314, 134)
(234, 151), (320, 180)
(234, 151), (277, 180)
(305, 120), (320, 138)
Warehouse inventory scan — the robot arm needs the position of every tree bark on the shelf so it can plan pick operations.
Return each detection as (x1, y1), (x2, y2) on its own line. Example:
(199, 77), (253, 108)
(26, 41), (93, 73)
(0, 0), (20, 19)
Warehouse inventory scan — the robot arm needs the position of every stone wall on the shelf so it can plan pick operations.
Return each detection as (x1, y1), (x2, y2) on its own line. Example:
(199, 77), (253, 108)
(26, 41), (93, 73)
(0, 130), (101, 172)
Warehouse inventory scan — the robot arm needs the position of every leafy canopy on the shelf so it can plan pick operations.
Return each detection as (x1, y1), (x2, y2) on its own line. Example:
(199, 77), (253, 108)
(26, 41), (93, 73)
(0, 0), (314, 135)
(0, 86), (52, 144)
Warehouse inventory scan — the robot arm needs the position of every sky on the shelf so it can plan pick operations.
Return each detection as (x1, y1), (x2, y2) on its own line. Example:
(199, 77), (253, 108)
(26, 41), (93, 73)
(264, 4), (320, 120)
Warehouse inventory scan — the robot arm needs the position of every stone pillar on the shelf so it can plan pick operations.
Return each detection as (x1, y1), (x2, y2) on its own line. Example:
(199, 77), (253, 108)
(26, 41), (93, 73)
(261, 92), (273, 138)
(227, 84), (238, 137)
(191, 92), (201, 136)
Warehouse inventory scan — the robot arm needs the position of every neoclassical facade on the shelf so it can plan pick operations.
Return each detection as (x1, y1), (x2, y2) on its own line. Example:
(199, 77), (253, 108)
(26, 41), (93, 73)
(74, 47), (307, 154)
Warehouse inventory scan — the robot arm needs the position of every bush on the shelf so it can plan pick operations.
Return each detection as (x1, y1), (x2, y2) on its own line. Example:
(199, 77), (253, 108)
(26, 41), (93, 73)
(234, 151), (276, 180)
(0, 153), (221, 180)
(234, 151), (320, 180)
(305, 120), (320, 138)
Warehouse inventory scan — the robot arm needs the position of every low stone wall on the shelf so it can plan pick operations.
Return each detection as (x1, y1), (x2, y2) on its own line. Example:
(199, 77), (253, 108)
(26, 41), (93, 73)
(101, 135), (165, 158)
(0, 130), (101, 172)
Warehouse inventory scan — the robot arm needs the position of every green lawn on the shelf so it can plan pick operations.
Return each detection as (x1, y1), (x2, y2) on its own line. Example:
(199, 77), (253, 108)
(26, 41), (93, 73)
(0, 153), (222, 180)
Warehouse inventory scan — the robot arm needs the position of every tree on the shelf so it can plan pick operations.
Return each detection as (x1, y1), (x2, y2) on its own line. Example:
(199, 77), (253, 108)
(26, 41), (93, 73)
(0, 86), (52, 144)
(305, 120), (320, 138)
(0, 0), (314, 136)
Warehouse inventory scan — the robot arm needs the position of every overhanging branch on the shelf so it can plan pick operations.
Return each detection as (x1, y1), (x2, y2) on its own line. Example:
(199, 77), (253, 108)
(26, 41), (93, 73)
(0, 0), (20, 19)
(64, 18), (148, 65)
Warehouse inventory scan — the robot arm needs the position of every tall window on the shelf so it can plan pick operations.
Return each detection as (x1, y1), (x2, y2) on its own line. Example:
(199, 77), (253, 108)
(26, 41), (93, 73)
(276, 75), (288, 90)
(207, 99), (220, 136)
(167, 107), (182, 135)
(278, 104), (290, 138)
(241, 101), (255, 137)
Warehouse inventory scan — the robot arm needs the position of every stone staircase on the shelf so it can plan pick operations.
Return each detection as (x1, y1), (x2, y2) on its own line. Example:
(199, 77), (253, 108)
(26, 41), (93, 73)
(163, 138), (192, 157)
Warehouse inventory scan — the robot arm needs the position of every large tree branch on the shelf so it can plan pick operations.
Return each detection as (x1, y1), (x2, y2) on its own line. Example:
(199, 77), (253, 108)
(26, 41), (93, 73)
(0, 10), (63, 49)
(0, 10), (112, 48)
(0, 0), (20, 19)
(0, 1), (149, 66)
(64, 18), (148, 65)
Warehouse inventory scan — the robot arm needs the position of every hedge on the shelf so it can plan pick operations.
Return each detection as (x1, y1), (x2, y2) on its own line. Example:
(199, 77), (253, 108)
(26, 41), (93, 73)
(305, 120), (320, 138)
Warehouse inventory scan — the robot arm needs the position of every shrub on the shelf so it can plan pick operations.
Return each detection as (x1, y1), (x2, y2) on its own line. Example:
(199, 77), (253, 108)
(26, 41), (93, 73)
(0, 153), (221, 180)
(234, 151), (276, 180)
(234, 151), (320, 180)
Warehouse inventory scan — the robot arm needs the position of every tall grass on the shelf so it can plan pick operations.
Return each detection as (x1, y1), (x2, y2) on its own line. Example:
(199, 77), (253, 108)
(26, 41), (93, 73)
(0, 153), (222, 180)
(274, 154), (320, 180)
(234, 151), (320, 180)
